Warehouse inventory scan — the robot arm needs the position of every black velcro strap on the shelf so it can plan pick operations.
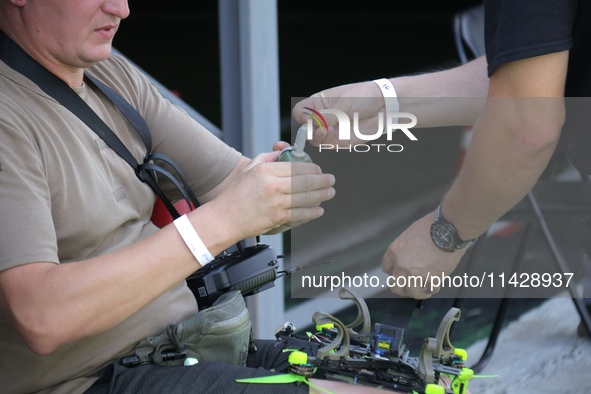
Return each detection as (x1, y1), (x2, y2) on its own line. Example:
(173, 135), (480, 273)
(381, 298), (420, 331)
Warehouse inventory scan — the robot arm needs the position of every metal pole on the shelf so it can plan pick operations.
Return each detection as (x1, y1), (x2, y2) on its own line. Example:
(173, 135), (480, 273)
(218, 0), (241, 148)
(219, 0), (284, 339)
(526, 192), (591, 337)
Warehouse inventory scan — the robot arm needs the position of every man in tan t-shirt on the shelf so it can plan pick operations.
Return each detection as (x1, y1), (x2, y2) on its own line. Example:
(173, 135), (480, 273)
(0, 1), (399, 394)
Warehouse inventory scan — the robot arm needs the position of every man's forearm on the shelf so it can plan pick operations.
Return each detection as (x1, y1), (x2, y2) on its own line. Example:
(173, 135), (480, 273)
(441, 98), (563, 240)
(439, 50), (570, 240)
(0, 201), (239, 355)
(392, 56), (489, 128)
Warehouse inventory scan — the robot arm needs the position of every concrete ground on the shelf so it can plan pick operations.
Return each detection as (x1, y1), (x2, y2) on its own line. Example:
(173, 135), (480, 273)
(465, 297), (591, 394)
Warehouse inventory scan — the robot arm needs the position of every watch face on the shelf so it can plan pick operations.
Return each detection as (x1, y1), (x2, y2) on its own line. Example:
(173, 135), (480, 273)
(430, 222), (455, 251)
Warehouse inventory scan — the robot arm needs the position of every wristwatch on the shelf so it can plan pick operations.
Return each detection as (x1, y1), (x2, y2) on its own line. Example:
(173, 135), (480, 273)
(430, 204), (476, 252)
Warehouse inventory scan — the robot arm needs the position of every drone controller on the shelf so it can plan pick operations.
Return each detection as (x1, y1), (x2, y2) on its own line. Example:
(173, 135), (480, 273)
(186, 243), (280, 310)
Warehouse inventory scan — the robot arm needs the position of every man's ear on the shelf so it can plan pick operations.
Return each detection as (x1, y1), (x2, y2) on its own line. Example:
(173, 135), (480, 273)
(8, 0), (26, 7)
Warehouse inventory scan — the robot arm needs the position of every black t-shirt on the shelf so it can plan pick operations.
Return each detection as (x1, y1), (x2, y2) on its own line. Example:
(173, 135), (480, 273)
(484, 0), (591, 97)
(484, 0), (591, 173)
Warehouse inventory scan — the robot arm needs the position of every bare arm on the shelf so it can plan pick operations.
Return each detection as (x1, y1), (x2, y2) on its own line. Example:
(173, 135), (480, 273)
(382, 51), (568, 299)
(0, 150), (335, 355)
(393, 56), (489, 127)
(443, 51), (568, 239)
(0, 221), (204, 356)
(292, 56), (489, 148)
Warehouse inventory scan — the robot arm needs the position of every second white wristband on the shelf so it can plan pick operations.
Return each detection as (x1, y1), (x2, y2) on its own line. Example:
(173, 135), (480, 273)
(373, 78), (400, 128)
(173, 214), (214, 266)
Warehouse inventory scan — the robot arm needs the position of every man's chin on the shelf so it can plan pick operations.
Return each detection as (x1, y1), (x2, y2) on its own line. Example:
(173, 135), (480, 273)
(78, 45), (113, 67)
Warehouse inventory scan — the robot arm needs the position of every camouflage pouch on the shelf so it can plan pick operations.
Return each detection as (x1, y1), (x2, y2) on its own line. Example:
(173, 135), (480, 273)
(131, 291), (253, 367)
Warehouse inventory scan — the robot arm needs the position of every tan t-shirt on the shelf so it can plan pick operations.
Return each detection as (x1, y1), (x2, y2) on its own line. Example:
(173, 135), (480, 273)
(0, 55), (241, 393)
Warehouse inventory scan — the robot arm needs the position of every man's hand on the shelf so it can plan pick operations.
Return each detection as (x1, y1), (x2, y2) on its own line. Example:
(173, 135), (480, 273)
(207, 146), (336, 242)
(292, 82), (386, 147)
(381, 213), (467, 299)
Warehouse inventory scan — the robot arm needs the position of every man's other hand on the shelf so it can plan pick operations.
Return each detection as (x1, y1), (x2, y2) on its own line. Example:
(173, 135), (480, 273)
(381, 213), (467, 300)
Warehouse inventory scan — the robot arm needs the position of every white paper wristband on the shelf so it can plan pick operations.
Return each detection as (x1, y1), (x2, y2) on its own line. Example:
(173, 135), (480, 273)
(372, 78), (399, 130)
(173, 214), (214, 266)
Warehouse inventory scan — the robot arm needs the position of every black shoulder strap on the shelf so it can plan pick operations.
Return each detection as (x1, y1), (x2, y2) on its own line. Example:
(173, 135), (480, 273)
(0, 30), (199, 219)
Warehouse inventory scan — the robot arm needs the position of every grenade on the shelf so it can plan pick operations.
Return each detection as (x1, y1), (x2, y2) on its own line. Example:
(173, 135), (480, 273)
(278, 124), (313, 163)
